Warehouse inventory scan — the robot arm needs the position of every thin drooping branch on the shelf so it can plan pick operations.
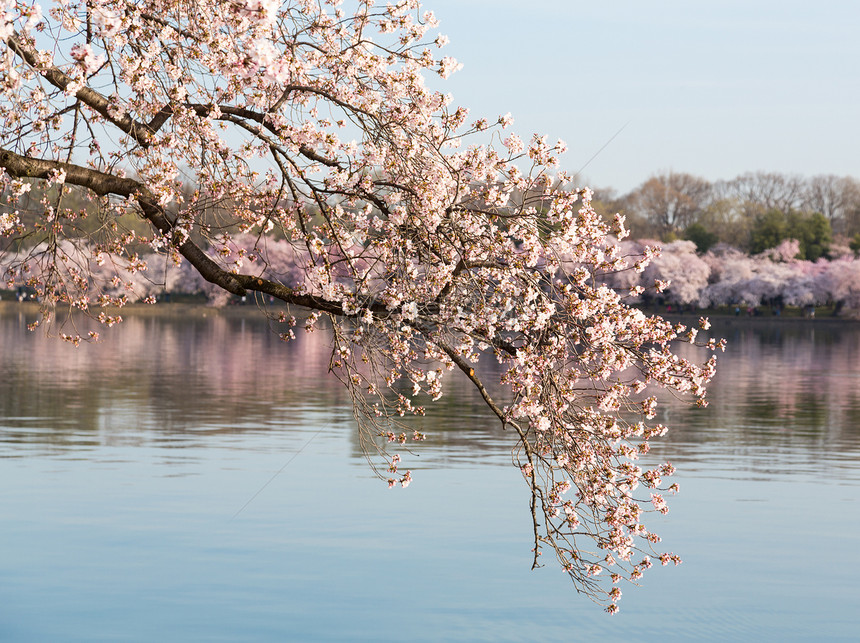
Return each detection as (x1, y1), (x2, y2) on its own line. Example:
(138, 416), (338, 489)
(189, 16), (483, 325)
(436, 339), (511, 426)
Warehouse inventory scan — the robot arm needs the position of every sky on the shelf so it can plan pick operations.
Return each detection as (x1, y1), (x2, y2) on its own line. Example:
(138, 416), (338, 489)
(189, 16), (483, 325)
(426, 0), (860, 195)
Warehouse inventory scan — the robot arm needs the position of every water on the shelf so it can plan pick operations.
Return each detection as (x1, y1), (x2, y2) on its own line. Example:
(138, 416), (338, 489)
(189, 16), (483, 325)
(1, 306), (859, 642)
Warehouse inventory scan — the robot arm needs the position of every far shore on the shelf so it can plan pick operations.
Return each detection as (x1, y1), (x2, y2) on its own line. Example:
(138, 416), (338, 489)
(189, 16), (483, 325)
(663, 313), (858, 328)
(2, 298), (858, 327)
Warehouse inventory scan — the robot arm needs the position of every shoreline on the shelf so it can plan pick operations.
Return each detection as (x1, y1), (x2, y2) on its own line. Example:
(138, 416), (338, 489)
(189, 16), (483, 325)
(661, 311), (859, 327)
(2, 299), (857, 327)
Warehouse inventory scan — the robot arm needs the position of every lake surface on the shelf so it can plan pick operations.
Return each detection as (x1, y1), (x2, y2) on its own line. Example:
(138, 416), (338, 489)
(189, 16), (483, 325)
(1, 305), (859, 642)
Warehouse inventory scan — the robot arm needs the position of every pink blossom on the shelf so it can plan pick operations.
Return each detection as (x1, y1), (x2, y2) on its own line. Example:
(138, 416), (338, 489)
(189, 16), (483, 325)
(69, 43), (105, 74)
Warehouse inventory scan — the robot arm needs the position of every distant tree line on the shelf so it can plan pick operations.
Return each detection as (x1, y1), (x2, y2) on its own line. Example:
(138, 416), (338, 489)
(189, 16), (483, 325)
(5, 171), (860, 315)
(592, 171), (860, 260)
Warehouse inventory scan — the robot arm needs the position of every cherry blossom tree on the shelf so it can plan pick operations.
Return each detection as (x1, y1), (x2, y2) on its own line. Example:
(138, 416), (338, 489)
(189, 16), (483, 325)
(0, 0), (719, 611)
(698, 244), (835, 310)
(698, 246), (762, 308)
(639, 240), (710, 307)
(819, 257), (860, 311)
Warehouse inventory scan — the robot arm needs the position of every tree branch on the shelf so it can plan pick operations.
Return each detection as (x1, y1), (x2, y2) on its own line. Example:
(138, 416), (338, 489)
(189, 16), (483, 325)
(436, 340), (508, 425)
(6, 32), (156, 148)
(0, 147), (243, 294)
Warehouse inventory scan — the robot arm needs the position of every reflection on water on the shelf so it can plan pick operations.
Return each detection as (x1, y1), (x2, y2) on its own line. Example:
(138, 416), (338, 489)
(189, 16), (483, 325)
(1, 305), (859, 642)
(0, 305), (510, 465)
(660, 319), (860, 483)
(1, 306), (345, 445)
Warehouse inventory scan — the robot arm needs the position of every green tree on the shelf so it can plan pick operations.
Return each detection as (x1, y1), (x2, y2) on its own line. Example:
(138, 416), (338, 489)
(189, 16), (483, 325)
(749, 209), (832, 260)
(790, 211), (831, 261)
(683, 222), (719, 253)
(749, 209), (789, 255)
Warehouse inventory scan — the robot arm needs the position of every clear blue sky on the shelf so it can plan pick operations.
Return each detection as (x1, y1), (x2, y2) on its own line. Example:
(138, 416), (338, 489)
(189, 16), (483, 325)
(428, 0), (860, 194)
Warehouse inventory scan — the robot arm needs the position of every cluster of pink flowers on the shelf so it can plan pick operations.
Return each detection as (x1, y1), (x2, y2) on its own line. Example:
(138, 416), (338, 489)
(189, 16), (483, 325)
(600, 239), (860, 312)
(0, 0), (719, 611)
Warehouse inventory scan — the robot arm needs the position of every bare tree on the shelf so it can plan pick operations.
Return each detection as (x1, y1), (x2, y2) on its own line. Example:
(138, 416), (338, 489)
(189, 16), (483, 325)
(802, 175), (860, 236)
(722, 171), (805, 215)
(628, 172), (712, 237)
